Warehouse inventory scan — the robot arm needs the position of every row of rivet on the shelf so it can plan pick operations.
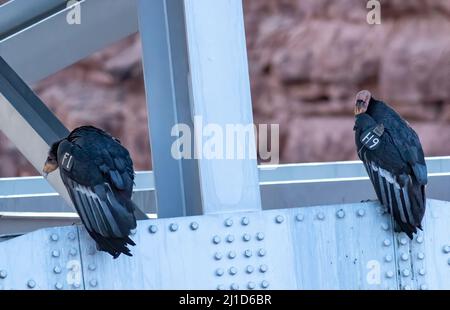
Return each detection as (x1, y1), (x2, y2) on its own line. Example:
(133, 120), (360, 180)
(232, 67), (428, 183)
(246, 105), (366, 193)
(217, 281), (269, 290)
(212, 233), (264, 245)
(149, 221), (201, 234)
(215, 265), (268, 277)
(50, 248), (78, 258)
(294, 209), (367, 222)
(50, 232), (77, 242)
(214, 248), (266, 260)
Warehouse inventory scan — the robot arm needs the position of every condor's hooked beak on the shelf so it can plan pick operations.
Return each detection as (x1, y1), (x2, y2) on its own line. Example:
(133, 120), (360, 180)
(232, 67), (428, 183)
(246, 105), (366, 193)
(42, 160), (58, 178)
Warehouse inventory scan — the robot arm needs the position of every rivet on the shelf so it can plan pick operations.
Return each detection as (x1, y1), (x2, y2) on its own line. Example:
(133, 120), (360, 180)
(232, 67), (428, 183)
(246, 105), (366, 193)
(417, 252), (425, 260)
(149, 225), (158, 234)
(258, 248), (267, 257)
(214, 252), (223, 261)
(261, 281), (270, 289)
(296, 214), (304, 222)
(243, 234), (251, 242)
(357, 209), (365, 217)
(27, 280), (36, 289)
(400, 238), (408, 245)
(246, 265), (254, 274)
(416, 236), (424, 244)
(50, 234), (59, 242)
(70, 248), (78, 256)
(403, 285), (412, 290)
(401, 253), (409, 261)
(215, 268), (224, 277)
(55, 282), (63, 290)
(212, 236), (221, 244)
(447, 258), (450, 266)
(381, 223), (389, 231)
(52, 250), (60, 258)
(275, 215), (284, 224)
(420, 284), (428, 290)
(169, 223), (178, 232)
(247, 282), (256, 290)
(385, 255), (393, 263)
(229, 267), (238, 276)
(443, 245), (450, 254)
(402, 269), (410, 277)
(228, 251), (236, 259)
(244, 250), (252, 258)
(230, 283), (239, 290)
(419, 269), (426, 276)
(317, 212), (325, 221)
(88, 246), (96, 255)
(336, 210), (345, 219)
(241, 217), (249, 226)
(226, 235), (235, 243)
(256, 232), (265, 241)
(88, 264), (97, 271)
(225, 218), (233, 227)
(386, 271), (394, 279)
(68, 232), (76, 241)
(73, 283), (81, 289)
(383, 239), (391, 247)
(53, 266), (62, 274)
(0, 270), (7, 279)
(217, 285), (225, 290)
(89, 279), (98, 287)
(190, 222), (199, 231)
(260, 264), (268, 273)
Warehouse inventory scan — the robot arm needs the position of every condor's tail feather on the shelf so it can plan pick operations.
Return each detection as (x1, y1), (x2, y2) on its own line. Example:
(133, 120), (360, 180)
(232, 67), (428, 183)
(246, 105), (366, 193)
(363, 160), (426, 239)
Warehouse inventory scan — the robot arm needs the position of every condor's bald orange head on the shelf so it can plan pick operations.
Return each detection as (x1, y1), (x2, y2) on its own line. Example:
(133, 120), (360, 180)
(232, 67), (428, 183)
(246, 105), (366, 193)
(354, 90), (372, 115)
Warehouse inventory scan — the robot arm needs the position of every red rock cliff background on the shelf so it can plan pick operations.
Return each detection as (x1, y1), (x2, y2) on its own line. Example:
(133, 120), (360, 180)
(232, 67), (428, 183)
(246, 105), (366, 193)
(0, 0), (449, 176)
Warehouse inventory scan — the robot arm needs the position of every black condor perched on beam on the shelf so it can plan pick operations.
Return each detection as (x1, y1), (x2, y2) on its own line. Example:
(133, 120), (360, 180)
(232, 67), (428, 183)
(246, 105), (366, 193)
(43, 126), (145, 258)
(353, 90), (428, 239)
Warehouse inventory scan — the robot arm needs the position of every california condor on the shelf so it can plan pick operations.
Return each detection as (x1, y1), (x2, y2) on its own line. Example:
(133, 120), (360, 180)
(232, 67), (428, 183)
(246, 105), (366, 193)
(353, 90), (427, 239)
(43, 126), (145, 258)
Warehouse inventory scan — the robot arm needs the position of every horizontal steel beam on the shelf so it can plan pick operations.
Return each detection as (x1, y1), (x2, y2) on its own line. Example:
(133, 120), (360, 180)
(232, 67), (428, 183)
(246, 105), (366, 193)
(0, 0), (68, 39)
(259, 156), (450, 182)
(1, 158), (450, 213)
(0, 0), (138, 84)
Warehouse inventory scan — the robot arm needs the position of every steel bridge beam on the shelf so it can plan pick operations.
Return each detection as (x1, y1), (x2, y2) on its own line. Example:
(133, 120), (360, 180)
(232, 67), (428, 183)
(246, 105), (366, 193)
(0, 0), (138, 84)
(138, 0), (261, 217)
(0, 56), (71, 206)
(1, 200), (449, 290)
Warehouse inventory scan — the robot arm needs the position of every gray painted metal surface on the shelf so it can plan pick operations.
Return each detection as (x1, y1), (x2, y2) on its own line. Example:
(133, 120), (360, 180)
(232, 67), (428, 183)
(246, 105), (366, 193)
(0, 0), (67, 39)
(0, 56), (72, 208)
(0, 225), (83, 290)
(0, 0), (138, 84)
(138, 0), (261, 217)
(137, 0), (202, 218)
(1, 200), (449, 290)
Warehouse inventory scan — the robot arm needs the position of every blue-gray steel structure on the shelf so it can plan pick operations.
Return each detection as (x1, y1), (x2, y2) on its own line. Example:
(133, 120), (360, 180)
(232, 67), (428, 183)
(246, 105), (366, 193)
(1, 200), (450, 290)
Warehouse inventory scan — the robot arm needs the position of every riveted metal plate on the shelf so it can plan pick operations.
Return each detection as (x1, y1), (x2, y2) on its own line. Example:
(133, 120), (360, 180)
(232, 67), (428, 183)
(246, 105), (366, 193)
(0, 226), (82, 290)
(288, 202), (397, 289)
(410, 200), (450, 289)
(77, 212), (296, 289)
(3, 200), (450, 289)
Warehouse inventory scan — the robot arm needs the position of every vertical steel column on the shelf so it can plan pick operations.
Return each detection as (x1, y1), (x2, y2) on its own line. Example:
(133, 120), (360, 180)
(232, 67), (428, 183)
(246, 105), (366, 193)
(137, 0), (261, 217)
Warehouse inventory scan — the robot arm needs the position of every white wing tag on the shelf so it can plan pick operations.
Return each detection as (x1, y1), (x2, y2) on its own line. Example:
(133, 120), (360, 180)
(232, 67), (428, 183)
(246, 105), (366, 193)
(360, 124), (384, 150)
(61, 152), (74, 171)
